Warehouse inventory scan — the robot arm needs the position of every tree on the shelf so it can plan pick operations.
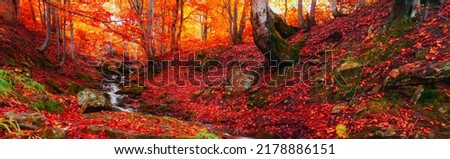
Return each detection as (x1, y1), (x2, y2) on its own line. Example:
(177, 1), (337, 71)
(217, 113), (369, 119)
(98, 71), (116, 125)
(298, 0), (304, 28)
(331, 0), (344, 18)
(224, 0), (248, 45)
(359, 0), (365, 6)
(128, 0), (155, 59)
(388, 0), (445, 25)
(250, 0), (300, 64)
(306, 0), (316, 29)
(12, 0), (20, 17)
(37, 0), (52, 53)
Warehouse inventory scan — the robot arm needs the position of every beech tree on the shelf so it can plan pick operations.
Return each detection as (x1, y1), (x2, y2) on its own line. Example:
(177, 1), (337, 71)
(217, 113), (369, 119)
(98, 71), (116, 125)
(388, 0), (445, 24)
(224, 0), (248, 45)
(37, 0), (52, 53)
(298, 0), (304, 28)
(250, 0), (300, 64)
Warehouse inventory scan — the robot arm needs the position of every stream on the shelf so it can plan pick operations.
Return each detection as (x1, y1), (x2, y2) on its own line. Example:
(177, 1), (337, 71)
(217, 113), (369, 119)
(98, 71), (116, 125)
(101, 78), (250, 139)
(102, 82), (136, 113)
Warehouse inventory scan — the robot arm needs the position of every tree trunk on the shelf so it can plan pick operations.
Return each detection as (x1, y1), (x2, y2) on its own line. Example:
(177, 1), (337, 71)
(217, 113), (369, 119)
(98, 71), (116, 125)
(360, 0), (365, 6)
(250, 0), (300, 64)
(55, 7), (60, 60)
(29, 0), (37, 23)
(307, 0), (317, 29)
(69, 0), (75, 58)
(159, 0), (167, 55)
(284, 0), (288, 22)
(176, 0), (184, 50)
(148, 0), (155, 58)
(201, 11), (209, 42)
(232, 0), (239, 44)
(298, 0), (304, 28)
(236, 1), (248, 44)
(269, 10), (298, 38)
(170, 0), (179, 51)
(12, 0), (20, 17)
(37, 0), (51, 53)
(387, 0), (413, 24)
(411, 0), (421, 17)
(331, 0), (344, 18)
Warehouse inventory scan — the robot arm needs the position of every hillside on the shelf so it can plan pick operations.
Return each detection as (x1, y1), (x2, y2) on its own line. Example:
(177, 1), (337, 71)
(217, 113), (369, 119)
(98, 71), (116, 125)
(0, 2), (449, 139)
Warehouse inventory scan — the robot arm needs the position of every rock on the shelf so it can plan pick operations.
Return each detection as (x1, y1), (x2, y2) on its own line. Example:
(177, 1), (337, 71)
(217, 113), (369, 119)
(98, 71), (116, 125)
(65, 82), (85, 96)
(77, 89), (112, 114)
(41, 127), (68, 139)
(191, 89), (205, 100)
(375, 128), (397, 138)
(438, 107), (447, 114)
(116, 85), (144, 96)
(368, 85), (382, 95)
(226, 69), (257, 94)
(331, 103), (348, 114)
(410, 85), (425, 104)
(5, 112), (46, 130)
(86, 125), (169, 139)
(384, 61), (450, 87)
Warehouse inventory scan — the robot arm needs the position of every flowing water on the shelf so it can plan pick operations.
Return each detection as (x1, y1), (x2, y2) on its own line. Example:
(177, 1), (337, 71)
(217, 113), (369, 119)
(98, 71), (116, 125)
(101, 81), (250, 139)
(102, 82), (136, 113)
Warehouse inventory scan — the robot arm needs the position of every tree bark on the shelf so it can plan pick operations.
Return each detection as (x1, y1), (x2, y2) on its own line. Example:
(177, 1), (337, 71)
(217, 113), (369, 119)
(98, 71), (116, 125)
(69, 0), (75, 58)
(170, 0), (180, 51)
(148, 0), (155, 58)
(37, 0), (51, 53)
(331, 0), (344, 18)
(387, 0), (413, 24)
(298, 0), (304, 28)
(28, 0), (37, 23)
(307, 0), (317, 29)
(250, 0), (300, 64)
(176, 0), (185, 50)
(269, 9), (298, 38)
(236, 0), (248, 44)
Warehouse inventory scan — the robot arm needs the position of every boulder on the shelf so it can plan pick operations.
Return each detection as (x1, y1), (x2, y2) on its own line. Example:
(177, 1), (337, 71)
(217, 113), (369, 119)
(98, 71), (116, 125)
(41, 127), (68, 139)
(86, 125), (171, 139)
(226, 69), (258, 94)
(384, 60), (450, 87)
(77, 89), (112, 114)
(5, 112), (46, 130)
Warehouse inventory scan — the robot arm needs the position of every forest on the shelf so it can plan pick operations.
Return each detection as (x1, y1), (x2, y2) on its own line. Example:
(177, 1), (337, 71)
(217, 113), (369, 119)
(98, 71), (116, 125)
(0, 0), (448, 139)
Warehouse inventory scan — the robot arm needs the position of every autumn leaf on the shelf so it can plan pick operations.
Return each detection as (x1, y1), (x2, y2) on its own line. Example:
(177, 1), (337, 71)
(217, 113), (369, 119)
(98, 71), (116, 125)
(389, 69), (400, 78)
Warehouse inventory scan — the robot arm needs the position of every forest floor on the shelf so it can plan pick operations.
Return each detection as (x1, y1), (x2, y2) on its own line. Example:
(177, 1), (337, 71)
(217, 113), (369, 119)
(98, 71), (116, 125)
(0, 2), (449, 139)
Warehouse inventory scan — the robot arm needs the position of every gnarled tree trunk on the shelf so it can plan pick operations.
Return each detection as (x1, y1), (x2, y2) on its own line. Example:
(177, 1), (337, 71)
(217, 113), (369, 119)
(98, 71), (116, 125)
(250, 0), (300, 64)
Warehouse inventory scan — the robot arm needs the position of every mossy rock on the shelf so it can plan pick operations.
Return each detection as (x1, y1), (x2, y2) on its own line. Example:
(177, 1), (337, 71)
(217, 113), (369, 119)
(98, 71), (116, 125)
(77, 89), (112, 114)
(116, 85), (144, 96)
(5, 112), (46, 130)
(30, 96), (64, 113)
(65, 82), (86, 96)
(86, 125), (171, 139)
(41, 127), (68, 139)
(78, 74), (95, 82)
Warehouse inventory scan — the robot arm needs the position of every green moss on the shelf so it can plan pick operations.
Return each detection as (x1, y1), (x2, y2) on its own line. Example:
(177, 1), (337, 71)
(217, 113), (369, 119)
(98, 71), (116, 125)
(0, 77), (12, 98)
(30, 97), (64, 113)
(78, 74), (94, 82)
(194, 129), (219, 139)
(0, 69), (47, 98)
(387, 20), (414, 37)
(45, 79), (64, 94)
(418, 88), (438, 104)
